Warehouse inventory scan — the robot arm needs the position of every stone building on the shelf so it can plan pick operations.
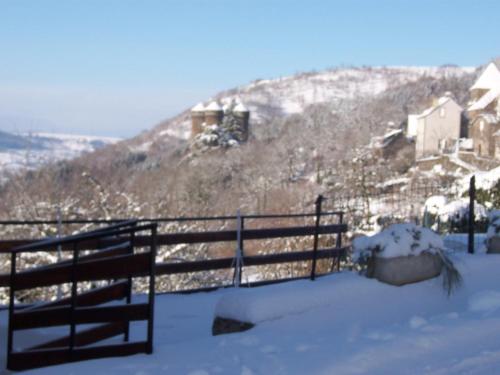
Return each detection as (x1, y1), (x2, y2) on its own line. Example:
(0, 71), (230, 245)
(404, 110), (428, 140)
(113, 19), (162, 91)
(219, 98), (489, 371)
(190, 100), (250, 141)
(467, 62), (500, 159)
(409, 94), (463, 158)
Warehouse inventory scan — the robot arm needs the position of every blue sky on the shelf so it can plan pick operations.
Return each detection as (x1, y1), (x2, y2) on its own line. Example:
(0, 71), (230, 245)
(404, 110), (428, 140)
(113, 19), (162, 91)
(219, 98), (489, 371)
(0, 0), (499, 137)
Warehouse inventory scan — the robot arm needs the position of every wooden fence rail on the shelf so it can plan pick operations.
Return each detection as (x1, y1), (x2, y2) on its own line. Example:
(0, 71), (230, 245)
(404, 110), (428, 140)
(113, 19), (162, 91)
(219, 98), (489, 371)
(0, 224), (348, 288)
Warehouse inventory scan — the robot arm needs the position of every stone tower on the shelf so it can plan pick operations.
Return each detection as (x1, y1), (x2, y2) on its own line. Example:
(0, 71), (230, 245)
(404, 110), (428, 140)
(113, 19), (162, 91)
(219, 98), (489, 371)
(233, 102), (250, 142)
(204, 101), (223, 126)
(190, 103), (205, 137)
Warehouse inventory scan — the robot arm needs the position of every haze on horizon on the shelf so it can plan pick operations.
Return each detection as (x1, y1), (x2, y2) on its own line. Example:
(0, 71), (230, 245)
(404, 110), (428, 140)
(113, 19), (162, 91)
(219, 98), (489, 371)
(0, 0), (499, 138)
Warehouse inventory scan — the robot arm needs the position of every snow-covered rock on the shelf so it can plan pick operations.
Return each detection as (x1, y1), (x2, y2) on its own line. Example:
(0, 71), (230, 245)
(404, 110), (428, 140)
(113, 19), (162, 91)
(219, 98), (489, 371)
(352, 223), (444, 261)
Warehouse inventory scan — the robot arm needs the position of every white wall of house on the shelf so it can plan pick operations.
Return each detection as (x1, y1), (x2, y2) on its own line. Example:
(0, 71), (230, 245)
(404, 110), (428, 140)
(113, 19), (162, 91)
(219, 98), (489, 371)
(415, 99), (463, 158)
(407, 115), (419, 137)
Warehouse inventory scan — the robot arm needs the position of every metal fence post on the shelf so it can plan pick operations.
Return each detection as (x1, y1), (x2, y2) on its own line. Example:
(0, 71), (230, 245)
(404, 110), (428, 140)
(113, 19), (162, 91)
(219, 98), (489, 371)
(468, 175), (476, 254)
(233, 209), (244, 287)
(311, 195), (323, 281)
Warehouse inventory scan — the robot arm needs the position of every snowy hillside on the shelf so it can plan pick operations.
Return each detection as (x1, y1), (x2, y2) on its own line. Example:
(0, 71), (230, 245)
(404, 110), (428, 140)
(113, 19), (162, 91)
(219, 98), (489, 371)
(136, 65), (475, 149)
(6, 250), (500, 375)
(0, 131), (120, 176)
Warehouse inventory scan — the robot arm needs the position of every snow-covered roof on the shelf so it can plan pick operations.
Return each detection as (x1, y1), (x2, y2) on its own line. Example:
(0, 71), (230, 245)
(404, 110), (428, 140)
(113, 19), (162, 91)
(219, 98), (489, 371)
(468, 87), (500, 111)
(473, 113), (499, 124)
(234, 103), (249, 112)
(205, 101), (222, 111)
(470, 62), (500, 91)
(416, 96), (461, 119)
(191, 102), (205, 112)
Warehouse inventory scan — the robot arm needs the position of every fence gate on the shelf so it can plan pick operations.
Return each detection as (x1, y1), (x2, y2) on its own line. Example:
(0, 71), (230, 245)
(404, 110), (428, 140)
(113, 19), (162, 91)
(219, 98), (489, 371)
(6, 221), (157, 371)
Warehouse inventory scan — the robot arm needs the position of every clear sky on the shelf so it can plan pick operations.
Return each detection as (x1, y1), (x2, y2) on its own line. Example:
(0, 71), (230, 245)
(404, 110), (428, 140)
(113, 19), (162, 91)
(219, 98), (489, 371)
(0, 0), (499, 138)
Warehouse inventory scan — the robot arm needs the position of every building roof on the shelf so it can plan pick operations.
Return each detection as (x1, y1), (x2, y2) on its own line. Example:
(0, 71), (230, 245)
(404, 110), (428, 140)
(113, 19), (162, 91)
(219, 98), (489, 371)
(470, 62), (500, 91)
(473, 113), (499, 125)
(191, 102), (205, 112)
(415, 96), (462, 119)
(205, 101), (222, 111)
(468, 87), (500, 111)
(234, 103), (249, 112)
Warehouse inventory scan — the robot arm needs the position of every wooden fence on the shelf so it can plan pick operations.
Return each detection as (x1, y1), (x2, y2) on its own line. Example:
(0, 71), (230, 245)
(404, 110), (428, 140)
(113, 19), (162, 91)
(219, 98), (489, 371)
(6, 221), (157, 371)
(0, 201), (348, 291)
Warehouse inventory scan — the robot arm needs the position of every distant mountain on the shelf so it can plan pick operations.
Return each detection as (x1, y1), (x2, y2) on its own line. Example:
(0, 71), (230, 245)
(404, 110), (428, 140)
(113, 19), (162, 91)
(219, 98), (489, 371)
(0, 130), (32, 150)
(0, 131), (121, 177)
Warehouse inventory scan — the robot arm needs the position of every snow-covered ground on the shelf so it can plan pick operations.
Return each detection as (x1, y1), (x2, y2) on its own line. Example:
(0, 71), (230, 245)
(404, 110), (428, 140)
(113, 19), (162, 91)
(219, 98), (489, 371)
(3, 247), (500, 375)
(0, 132), (120, 178)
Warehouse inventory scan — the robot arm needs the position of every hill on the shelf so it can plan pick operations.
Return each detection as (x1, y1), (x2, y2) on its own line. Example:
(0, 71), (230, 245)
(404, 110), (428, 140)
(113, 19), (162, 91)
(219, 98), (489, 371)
(0, 65), (479, 223)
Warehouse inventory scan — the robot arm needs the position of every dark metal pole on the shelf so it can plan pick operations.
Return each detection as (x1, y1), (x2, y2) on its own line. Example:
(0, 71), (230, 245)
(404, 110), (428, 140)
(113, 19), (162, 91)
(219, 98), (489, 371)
(124, 230), (135, 342)
(69, 242), (79, 356)
(311, 195), (323, 281)
(147, 224), (157, 354)
(7, 252), (16, 369)
(468, 175), (476, 254)
(332, 212), (343, 272)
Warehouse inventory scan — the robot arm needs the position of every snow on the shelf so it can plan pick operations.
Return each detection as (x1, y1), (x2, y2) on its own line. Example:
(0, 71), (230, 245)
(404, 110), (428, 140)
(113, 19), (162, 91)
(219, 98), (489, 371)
(192, 102), (205, 112)
(205, 101), (222, 111)
(468, 87), (500, 111)
(352, 223), (444, 261)
(443, 233), (487, 254)
(0, 132), (120, 178)
(424, 195), (448, 215)
(6, 252), (500, 375)
(438, 199), (487, 223)
(468, 291), (500, 313)
(470, 62), (500, 91)
(234, 103), (249, 112)
(456, 166), (500, 195)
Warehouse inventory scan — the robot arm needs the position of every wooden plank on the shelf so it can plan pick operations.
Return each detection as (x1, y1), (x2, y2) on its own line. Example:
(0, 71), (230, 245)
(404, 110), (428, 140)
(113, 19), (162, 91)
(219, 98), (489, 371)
(155, 257), (234, 275)
(148, 224), (348, 245)
(154, 247), (347, 275)
(22, 241), (131, 273)
(244, 247), (348, 266)
(8, 342), (148, 371)
(1, 247), (348, 288)
(12, 303), (149, 330)
(21, 281), (129, 312)
(0, 223), (348, 252)
(28, 322), (127, 350)
(13, 252), (151, 290)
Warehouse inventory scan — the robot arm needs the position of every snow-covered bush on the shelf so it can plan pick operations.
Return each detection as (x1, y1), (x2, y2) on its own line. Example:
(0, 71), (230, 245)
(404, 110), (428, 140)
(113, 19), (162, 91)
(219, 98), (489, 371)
(353, 223), (461, 295)
(424, 195), (448, 216)
(438, 199), (488, 233)
(191, 123), (239, 150)
(457, 167), (500, 209)
(423, 196), (488, 234)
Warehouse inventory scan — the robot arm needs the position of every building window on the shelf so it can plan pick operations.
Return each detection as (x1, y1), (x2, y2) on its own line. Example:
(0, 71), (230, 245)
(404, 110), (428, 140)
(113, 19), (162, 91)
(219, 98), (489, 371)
(480, 120), (484, 132)
(439, 108), (446, 118)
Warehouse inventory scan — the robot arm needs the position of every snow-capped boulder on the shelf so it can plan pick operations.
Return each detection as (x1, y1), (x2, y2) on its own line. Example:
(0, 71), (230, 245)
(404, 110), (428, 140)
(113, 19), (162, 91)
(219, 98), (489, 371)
(487, 210), (500, 254)
(353, 223), (445, 286)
